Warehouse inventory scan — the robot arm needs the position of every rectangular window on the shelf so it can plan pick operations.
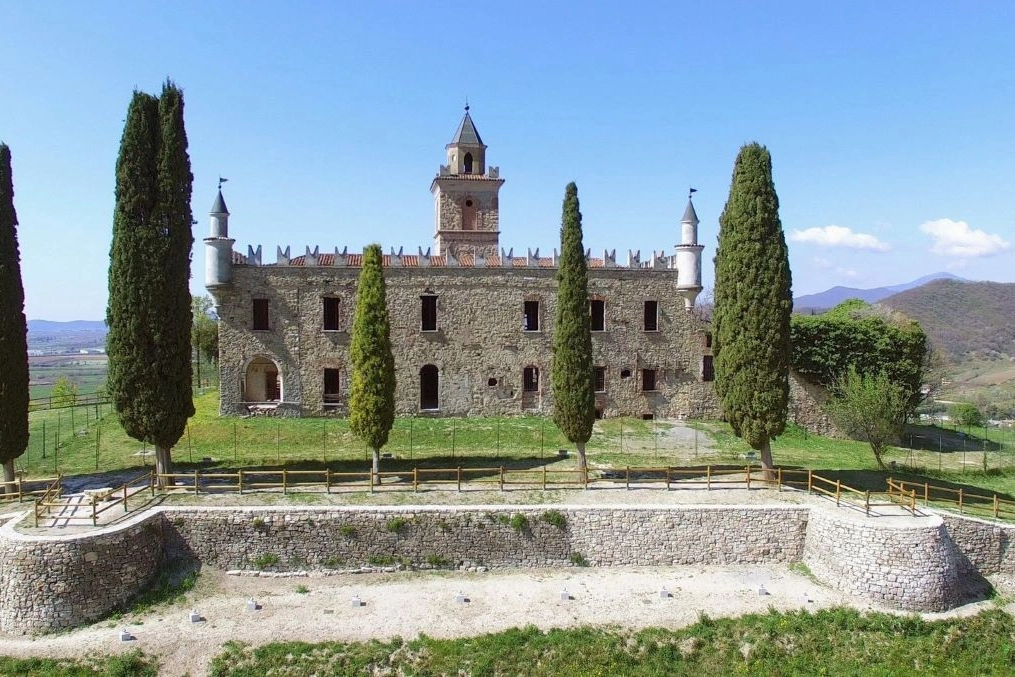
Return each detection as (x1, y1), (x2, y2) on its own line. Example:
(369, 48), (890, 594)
(702, 355), (715, 382)
(590, 299), (605, 331)
(704, 332), (713, 348)
(523, 366), (539, 392)
(323, 368), (341, 404)
(252, 298), (270, 330)
(323, 297), (341, 331)
(523, 300), (540, 331)
(593, 366), (606, 393)
(421, 295), (438, 331)
(642, 369), (658, 392)
(643, 300), (658, 331)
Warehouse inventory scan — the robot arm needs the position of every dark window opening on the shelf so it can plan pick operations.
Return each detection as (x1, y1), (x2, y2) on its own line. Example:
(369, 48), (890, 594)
(644, 300), (658, 331)
(421, 295), (438, 331)
(463, 152), (473, 174)
(323, 368), (341, 405)
(488, 377), (498, 387)
(594, 408), (604, 420)
(462, 199), (477, 230)
(620, 369), (632, 379)
(704, 332), (713, 348)
(523, 366), (539, 392)
(323, 297), (341, 331)
(702, 355), (715, 382)
(420, 364), (439, 410)
(252, 298), (270, 330)
(590, 299), (605, 331)
(642, 369), (658, 392)
(523, 300), (540, 331)
(642, 413), (655, 421)
(593, 366), (606, 393)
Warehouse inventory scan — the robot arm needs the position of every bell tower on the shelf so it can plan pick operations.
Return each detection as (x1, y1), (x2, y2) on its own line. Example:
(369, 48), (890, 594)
(430, 105), (505, 258)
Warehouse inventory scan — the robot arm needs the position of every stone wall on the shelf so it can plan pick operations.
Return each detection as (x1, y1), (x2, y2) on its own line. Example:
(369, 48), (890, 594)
(6, 503), (1015, 634)
(802, 509), (963, 612)
(0, 514), (163, 634)
(788, 369), (841, 438)
(162, 505), (808, 571)
(214, 264), (721, 420)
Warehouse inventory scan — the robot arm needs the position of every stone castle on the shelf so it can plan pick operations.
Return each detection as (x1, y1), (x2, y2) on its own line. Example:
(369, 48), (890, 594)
(205, 107), (720, 419)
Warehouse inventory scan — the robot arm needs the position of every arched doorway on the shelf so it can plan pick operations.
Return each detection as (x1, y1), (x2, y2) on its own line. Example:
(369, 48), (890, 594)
(420, 364), (439, 411)
(244, 356), (281, 402)
(463, 152), (474, 174)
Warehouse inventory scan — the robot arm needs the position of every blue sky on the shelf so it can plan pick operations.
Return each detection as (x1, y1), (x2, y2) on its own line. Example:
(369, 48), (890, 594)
(2, 1), (1012, 321)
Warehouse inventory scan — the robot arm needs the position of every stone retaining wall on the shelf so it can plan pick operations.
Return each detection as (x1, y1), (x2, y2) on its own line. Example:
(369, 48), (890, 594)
(0, 515), (163, 634)
(162, 505), (809, 571)
(3, 504), (1015, 634)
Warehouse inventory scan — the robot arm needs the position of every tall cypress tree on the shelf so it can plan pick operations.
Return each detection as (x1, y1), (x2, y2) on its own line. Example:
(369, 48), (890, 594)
(713, 143), (793, 477)
(552, 182), (595, 473)
(106, 83), (194, 484)
(0, 143), (30, 492)
(349, 243), (395, 479)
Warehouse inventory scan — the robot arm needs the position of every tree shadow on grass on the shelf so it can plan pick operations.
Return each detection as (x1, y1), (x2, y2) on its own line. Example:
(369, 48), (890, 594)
(902, 424), (1002, 452)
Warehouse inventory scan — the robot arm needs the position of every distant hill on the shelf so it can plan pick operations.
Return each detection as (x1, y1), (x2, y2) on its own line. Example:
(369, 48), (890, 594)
(879, 280), (1015, 361)
(28, 320), (107, 332)
(794, 272), (964, 311)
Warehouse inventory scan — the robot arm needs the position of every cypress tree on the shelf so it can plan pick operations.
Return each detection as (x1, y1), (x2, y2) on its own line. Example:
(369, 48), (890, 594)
(0, 143), (30, 493)
(106, 83), (194, 484)
(713, 143), (793, 477)
(552, 182), (595, 473)
(349, 243), (395, 479)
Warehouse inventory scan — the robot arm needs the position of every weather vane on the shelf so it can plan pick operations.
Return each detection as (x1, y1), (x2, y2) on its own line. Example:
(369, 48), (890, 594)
(689, 187), (697, 200)
(218, 176), (229, 190)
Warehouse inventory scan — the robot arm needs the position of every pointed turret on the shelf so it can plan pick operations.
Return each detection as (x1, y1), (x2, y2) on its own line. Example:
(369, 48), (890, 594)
(431, 105), (504, 258)
(675, 194), (704, 309)
(205, 187), (235, 289)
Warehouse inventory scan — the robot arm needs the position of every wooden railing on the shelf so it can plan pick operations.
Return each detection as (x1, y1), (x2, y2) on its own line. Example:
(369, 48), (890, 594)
(889, 477), (1015, 520)
(0, 476), (61, 504)
(33, 475), (64, 527)
(33, 472), (153, 527)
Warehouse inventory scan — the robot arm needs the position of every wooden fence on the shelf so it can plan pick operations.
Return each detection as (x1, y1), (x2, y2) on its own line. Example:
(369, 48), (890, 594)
(33, 471), (153, 527)
(888, 477), (1015, 520)
(0, 476), (62, 504)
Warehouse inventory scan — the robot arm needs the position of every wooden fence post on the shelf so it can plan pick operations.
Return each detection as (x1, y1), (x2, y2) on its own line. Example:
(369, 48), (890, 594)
(194, 471), (200, 495)
(746, 466), (751, 490)
(959, 488), (964, 513)
(499, 466), (504, 492)
(835, 480), (841, 506)
(626, 466), (630, 491)
(238, 469), (244, 495)
(324, 469), (330, 495)
(924, 482), (929, 505)
(665, 467), (670, 491)
(707, 465), (711, 490)
(807, 469), (813, 494)
(777, 467), (782, 492)
(458, 466), (462, 492)
(864, 490), (870, 515)
(994, 494), (1000, 519)
(283, 470), (288, 495)
(414, 467), (419, 493)
(542, 466), (547, 491)
(123, 484), (128, 512)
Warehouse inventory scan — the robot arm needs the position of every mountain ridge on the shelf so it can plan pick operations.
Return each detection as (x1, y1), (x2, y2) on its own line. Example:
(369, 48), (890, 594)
(794, 272), (965, 309)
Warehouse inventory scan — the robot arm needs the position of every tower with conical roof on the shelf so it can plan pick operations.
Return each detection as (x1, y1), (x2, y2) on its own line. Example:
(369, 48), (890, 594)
(675, 194), (704, 308)
(204, 188), (234, 290)
(430, 106), (505, 257)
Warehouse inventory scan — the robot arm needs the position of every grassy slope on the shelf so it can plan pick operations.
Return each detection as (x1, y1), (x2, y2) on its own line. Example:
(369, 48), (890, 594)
(210, 608), (1015, 676)
(0, 651), (156, 677)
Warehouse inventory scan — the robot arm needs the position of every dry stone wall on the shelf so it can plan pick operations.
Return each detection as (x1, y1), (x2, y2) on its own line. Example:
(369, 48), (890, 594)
(0, 514), (163, 634)
(4, 504), (1014, 634)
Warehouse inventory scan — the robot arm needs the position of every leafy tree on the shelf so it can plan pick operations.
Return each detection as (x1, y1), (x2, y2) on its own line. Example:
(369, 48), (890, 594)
(51, 376), (79, 408)
(825, 367), (908, 470)
(713, 143), (793, 477)
(192, 295), (219, 388)
(791, 299), (928, 411)
(552, 182), (595, 473)
(0, 143), (29, 492)
(348, 243), (395, 479)
(106, 82), (194, 485)
(950, 402), (984, 428)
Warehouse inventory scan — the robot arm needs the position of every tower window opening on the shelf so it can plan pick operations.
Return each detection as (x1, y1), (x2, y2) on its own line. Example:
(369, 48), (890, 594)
(323, 368), (341, 406)
(594, 366), (606, 393)
(702, 355), (715, 382)
(642, 369), (658, 392)
(643, 300), (658, 331)
(323, 297), (341, 331)
(421, 295), (438, 331)
(252, 298), (270, 330)
(590, 299), (606, 331)
(420, 364), (439, 410)
(523, 300), (540, 331)
(463, 152), (473, 174)
(523, 366), (539, 392)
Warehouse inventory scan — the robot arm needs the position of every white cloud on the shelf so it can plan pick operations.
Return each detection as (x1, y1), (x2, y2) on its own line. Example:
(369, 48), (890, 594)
(919, 218), (1011, 258)
(790, 225), (890, 251)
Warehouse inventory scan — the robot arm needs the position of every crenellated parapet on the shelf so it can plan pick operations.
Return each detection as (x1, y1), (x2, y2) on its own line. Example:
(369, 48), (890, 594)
(228, 244), (680, 271)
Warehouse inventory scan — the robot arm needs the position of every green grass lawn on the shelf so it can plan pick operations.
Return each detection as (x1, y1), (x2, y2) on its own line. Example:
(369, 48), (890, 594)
(0, 650), (156, 677)
(208, 607), (1015, 676)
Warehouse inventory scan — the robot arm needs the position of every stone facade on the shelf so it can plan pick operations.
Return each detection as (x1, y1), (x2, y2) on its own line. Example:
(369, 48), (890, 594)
(2, 503), (1014, 633)
(207, 108), (717, 419)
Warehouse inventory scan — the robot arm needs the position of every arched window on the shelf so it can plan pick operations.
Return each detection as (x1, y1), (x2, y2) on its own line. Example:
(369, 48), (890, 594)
(463, 152), (473, 174)
(462, 198), (477, 231)
(420, 364), (439, 410)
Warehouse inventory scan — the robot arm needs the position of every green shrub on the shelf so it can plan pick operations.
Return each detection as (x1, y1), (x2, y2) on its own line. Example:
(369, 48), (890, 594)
(252, 517), (266, 529)
(340, 524), (357, 538)
(426, 553), (450, 567)
(509, 513), (528, 533)
(295, 584), (309, 594)
(386, 517), (408, 533)
(368, 555), (396, 566)
(323, 556), (344, 569)
(541, 510), (567, 529)
(570, 552), (589, 567)
(253, 553), (280, 570)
